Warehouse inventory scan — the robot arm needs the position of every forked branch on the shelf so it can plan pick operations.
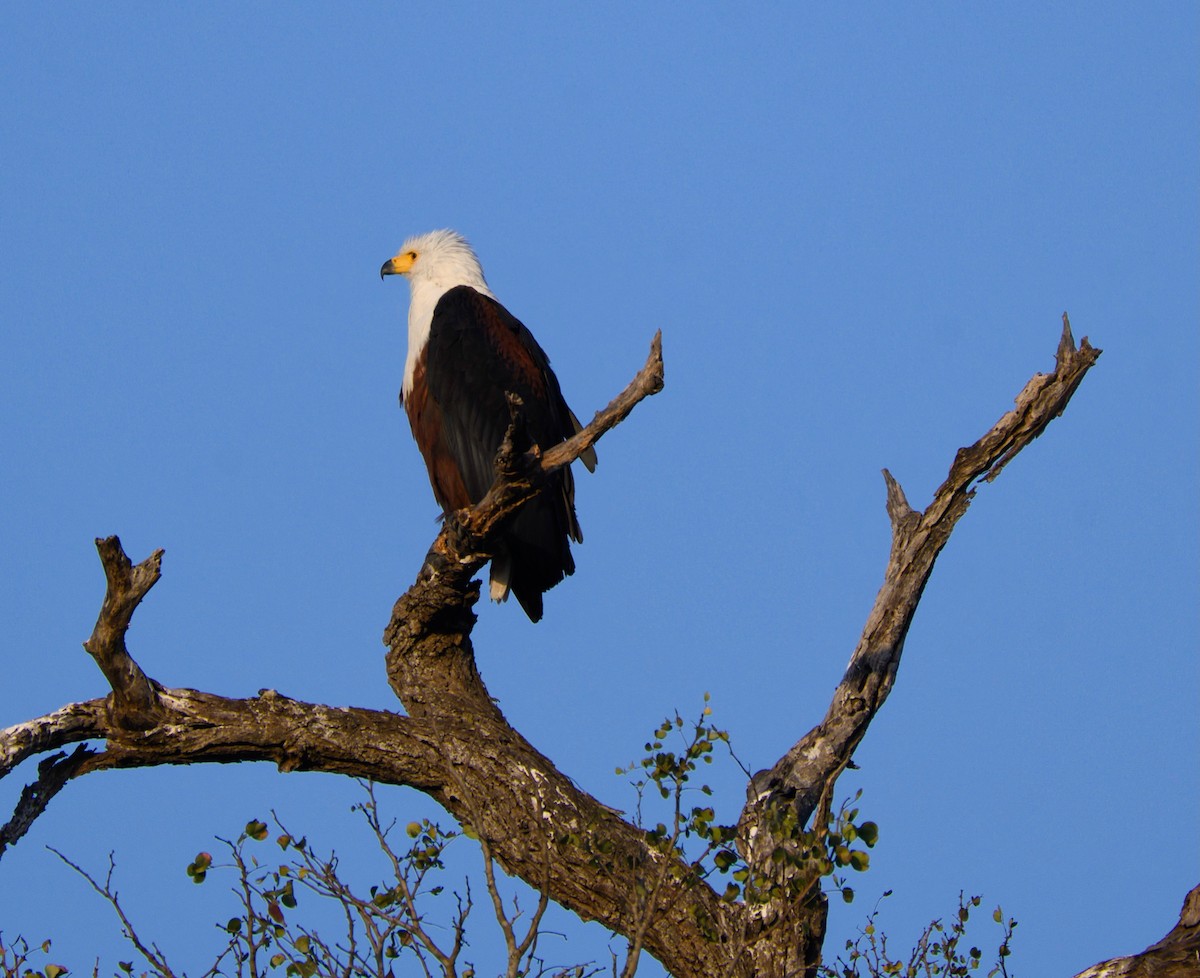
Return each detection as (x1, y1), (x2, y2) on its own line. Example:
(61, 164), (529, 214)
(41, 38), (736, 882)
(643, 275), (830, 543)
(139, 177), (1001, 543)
(0, 320), (1113, 978)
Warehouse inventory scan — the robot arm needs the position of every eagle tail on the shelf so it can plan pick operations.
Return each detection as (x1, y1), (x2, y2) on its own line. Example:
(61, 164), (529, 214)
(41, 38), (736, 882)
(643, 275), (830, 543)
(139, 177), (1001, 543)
(490, 554), (513, 604)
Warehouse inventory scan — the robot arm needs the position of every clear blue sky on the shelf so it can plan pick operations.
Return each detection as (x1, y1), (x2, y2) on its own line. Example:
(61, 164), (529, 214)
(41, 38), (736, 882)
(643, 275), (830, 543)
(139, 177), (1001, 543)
(1, 5), (1196, 975)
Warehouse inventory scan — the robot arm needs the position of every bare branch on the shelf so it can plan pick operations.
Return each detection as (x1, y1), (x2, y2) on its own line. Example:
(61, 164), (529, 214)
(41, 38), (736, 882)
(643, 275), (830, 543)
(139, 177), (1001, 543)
(82, 536), (164, 727)
(541, 330), (664, 473)
(383, 331), (665, 672)
(743, 316), (1102, 836)
(0, 746), (95, 858)
(0, 688), (455, 864)
(49, 848), (179, 978)
(1, 700), (106, 777)
(1072, 884), (1200, 978)
(0, 322), (1114, 978)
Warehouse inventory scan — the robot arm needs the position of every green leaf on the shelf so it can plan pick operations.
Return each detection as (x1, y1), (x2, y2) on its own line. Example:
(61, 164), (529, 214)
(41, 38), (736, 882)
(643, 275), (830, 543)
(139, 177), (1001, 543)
(225, 918), (241, 934)
(45, 965), (68, 978)
(118, 964), (133, 974)
(246, 820), (269, 841)
(269, 954), (286, 968)
(295, 935), (310, 954)
(841, 887), (855, 903)
(185, 852), (211, 884)
(849, 850), (870, 872)
(713, 849), (737, 872)
(406, 821), (422, 837)
(858, 821), (879, 847)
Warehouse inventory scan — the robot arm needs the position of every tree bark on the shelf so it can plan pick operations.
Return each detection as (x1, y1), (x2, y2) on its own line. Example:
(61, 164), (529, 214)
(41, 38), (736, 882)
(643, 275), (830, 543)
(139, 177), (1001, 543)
(1, 319), (1139, 978)
(1072, 885), (1200, 978)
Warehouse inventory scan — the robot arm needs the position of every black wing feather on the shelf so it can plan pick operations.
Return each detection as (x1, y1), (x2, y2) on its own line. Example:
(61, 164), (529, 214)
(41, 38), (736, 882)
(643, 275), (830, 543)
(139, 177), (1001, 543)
(425, 285), (586, 621)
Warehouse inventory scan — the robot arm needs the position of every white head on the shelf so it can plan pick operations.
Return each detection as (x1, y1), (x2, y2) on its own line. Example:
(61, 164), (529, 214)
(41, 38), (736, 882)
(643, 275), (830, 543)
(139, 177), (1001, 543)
(381, 229), (497, 395)
(380, 229), (492, 295)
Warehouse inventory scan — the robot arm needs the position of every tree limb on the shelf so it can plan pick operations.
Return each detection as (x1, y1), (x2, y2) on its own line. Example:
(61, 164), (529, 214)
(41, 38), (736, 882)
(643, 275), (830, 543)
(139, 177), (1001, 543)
(2, 334), (728, 974)
(741, 314), (1101, 835)
(1072, 884), (1200, 978)
(0, 745), (95, 858)
(83, 536), (165, 728)
(0, 321), (1124, 978)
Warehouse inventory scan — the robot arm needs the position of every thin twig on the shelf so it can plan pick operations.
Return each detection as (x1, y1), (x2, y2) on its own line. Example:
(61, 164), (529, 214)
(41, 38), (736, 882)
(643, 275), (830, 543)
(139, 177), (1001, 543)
(48, 847), (179, 978)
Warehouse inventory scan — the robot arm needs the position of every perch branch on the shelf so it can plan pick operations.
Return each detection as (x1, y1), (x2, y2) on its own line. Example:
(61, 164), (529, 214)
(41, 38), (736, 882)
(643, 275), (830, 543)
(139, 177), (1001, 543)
(0, 321), (1116, 978)
(3, 334), (737, 977)
(374, 331), (749, 978)
(381, 330), (665, 716)
(431, 329), (664, 576)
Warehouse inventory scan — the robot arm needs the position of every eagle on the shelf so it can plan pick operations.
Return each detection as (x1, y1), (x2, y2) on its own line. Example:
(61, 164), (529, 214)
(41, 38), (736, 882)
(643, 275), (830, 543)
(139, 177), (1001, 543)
(381, 229), (596, 622)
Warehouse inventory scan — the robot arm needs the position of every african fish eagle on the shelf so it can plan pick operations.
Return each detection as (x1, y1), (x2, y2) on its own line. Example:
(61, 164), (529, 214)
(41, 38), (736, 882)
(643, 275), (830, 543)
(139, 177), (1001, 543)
(381, 229), (596, 622)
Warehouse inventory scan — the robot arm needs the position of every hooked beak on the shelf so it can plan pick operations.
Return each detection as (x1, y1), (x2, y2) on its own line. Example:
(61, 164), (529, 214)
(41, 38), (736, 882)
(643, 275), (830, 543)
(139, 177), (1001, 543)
(380, 251), (415, 281)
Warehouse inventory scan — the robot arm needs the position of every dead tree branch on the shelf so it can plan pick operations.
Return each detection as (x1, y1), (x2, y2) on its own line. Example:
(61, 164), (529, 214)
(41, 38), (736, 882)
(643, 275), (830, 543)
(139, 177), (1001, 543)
(83, 537), (165, 728)
(0, 321), (1127, 978)
(740, 314), (1101, 838)
(0, 745), (95, 858)
(1072, 884), (1200, 978)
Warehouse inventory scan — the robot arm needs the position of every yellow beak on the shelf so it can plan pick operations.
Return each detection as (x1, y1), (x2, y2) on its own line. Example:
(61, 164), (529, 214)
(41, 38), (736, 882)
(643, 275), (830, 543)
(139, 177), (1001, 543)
(380, 252), (415, 280)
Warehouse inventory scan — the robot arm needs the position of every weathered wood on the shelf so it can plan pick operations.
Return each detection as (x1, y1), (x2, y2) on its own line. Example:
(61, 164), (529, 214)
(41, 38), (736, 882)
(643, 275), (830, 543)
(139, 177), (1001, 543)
(82, 536), (165, 728)
(1072, 884), (1200, 978)
(0, 321), (1132, 978)
(741, 316), (1101, 834)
